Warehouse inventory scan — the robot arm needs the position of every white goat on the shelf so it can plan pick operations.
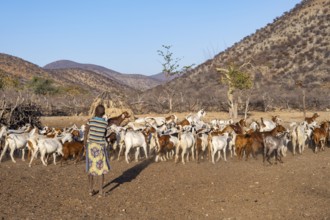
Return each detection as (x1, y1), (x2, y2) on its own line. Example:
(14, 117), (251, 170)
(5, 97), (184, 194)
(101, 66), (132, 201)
(209, 132), (229, 164)
(7, 124), (32, 134)
(175, 130), (195, 164)
(0, 128), (36, 163)
(124, 130), (148, 164)
(260, 117), (277, 132)
(186, 109), (206, 125)
(108, 125), (126, 161)
(29, 132), (72, 167)
(210, 119), (233, 130)
(143, 114), (178, 127)
(290, 121), (308, 155)
(126, 121), (146, 131)
(249, 121), (260, 131)
(145, 117), (166, 127)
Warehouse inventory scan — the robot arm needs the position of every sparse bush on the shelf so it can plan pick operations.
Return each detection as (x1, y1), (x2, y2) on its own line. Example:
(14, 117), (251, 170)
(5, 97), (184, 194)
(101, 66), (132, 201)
(61, 85), (89, 96)
(28, 76), (59, 95)
(0, 68), (21, 89)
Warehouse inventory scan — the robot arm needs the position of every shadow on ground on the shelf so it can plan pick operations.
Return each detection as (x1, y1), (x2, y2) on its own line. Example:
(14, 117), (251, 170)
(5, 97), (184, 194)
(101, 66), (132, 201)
(104, 158), (153, 194)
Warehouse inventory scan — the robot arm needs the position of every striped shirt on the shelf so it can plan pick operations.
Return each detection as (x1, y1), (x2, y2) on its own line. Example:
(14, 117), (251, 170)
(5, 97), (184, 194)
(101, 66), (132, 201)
(87, 117), (108, 144)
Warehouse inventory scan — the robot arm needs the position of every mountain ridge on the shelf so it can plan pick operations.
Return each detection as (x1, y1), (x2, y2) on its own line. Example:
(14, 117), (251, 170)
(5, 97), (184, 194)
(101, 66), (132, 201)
(44, 60), (165, 91)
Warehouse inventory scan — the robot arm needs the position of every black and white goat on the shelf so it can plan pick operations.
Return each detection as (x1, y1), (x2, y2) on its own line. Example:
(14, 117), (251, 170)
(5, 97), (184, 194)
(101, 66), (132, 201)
(263, 132), (290, 165)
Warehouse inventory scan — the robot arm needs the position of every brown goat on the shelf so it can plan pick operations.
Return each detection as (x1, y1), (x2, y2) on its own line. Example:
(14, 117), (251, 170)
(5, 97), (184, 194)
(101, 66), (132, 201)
(312, 121), (329, 153)
(195, 133), (209, 163)
(271, 115), (281, 124)
(61, 141), (84, 165)
(177, 119), (190, 127)
(229, 119), (246, 134)
(305, 113), (320, 124)
(108, 111), (130, 126)
(165, 114), (178, 124)
(237, 124), (287, 160)
(155, 134), (176, 162)
(235, 134), (254, 160)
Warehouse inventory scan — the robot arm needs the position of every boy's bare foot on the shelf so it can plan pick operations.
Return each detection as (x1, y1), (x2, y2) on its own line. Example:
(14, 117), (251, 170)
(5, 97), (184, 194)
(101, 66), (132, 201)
(98, 192), (106, 198)
(89, 189), (99, 196)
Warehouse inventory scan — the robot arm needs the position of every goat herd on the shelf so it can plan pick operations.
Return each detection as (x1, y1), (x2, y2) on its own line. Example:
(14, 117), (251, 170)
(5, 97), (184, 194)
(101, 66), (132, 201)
(0, 110), (329, 168)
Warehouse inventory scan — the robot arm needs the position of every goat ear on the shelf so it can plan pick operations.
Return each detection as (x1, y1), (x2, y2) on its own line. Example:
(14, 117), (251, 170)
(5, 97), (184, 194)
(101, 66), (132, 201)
(122, 114), (125, 119)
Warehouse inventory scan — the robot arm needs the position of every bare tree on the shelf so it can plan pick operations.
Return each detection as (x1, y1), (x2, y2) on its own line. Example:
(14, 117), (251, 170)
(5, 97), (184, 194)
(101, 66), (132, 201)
(262, 92), (274, 112)
(0, 98), (7, 120)
(157, 45), (195, 112)
(7, 95), (25, 125)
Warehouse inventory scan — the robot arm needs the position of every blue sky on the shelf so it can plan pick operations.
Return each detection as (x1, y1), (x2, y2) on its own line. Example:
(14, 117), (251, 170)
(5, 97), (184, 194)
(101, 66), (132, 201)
(1, 0), (301, 75)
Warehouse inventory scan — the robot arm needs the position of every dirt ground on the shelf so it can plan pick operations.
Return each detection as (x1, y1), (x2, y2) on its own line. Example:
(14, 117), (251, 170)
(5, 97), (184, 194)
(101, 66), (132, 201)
(0, 111), (330, 219)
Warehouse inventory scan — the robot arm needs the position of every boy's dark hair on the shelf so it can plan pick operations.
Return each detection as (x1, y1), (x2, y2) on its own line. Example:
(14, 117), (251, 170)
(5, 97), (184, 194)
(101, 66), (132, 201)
(94, 104), (105, 117)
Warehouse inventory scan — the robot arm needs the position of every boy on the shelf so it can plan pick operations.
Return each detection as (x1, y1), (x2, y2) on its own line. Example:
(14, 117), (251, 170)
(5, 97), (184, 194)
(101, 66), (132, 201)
(84, 104), (110, 197)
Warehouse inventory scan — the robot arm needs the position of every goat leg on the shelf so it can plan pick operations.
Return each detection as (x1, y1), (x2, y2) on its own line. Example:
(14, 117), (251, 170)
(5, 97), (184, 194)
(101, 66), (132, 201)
(278, 156), (284, 163)
(267, 156), (273, 165)
(21, 148), (25, 161)
(245, 145), (252, 161)
(10, 149), (16, 163)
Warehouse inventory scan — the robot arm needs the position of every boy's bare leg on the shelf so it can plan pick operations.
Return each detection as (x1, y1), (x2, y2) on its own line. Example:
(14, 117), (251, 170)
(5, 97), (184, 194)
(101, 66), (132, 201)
(99, 174), (105, 196)
(88, 174), (95, 195)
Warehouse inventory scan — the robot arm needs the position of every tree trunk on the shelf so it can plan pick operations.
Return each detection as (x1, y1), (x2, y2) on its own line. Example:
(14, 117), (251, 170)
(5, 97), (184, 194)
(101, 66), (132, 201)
(233, 102), (238, 119)
(244, 97), (250, 120)
(302, 89), (306, 119)
(169, 97), (173, 113)
(0, 100), (6, 120)
(227, 87), (239, 119)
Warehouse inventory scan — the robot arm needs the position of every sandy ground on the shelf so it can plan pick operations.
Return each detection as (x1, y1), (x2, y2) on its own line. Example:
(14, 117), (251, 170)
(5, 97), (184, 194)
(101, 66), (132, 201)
(0, 111), (330, 219)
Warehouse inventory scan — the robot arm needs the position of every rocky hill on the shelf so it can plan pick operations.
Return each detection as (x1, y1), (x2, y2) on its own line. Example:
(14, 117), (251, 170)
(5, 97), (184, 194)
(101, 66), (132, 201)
(140, 0), (330, 113)
(0, 53), (140, 115)
(0, 54), (51, 83)
(0, 54), (136, 97)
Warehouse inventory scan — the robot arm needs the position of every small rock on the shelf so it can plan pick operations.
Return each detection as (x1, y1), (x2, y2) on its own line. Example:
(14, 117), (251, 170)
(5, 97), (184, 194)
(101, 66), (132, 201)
(303, 213), (310, 217)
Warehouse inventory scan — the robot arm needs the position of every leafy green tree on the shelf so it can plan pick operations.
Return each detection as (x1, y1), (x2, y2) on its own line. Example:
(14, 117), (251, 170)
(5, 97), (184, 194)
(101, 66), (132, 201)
(217, 63), (253, 119)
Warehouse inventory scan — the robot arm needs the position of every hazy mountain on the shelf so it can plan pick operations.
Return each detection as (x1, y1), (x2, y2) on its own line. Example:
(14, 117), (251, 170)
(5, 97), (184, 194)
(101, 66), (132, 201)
(44, 60), (163, 91)
(149, 72), (181, 82)
(0, 53), (137, 99)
